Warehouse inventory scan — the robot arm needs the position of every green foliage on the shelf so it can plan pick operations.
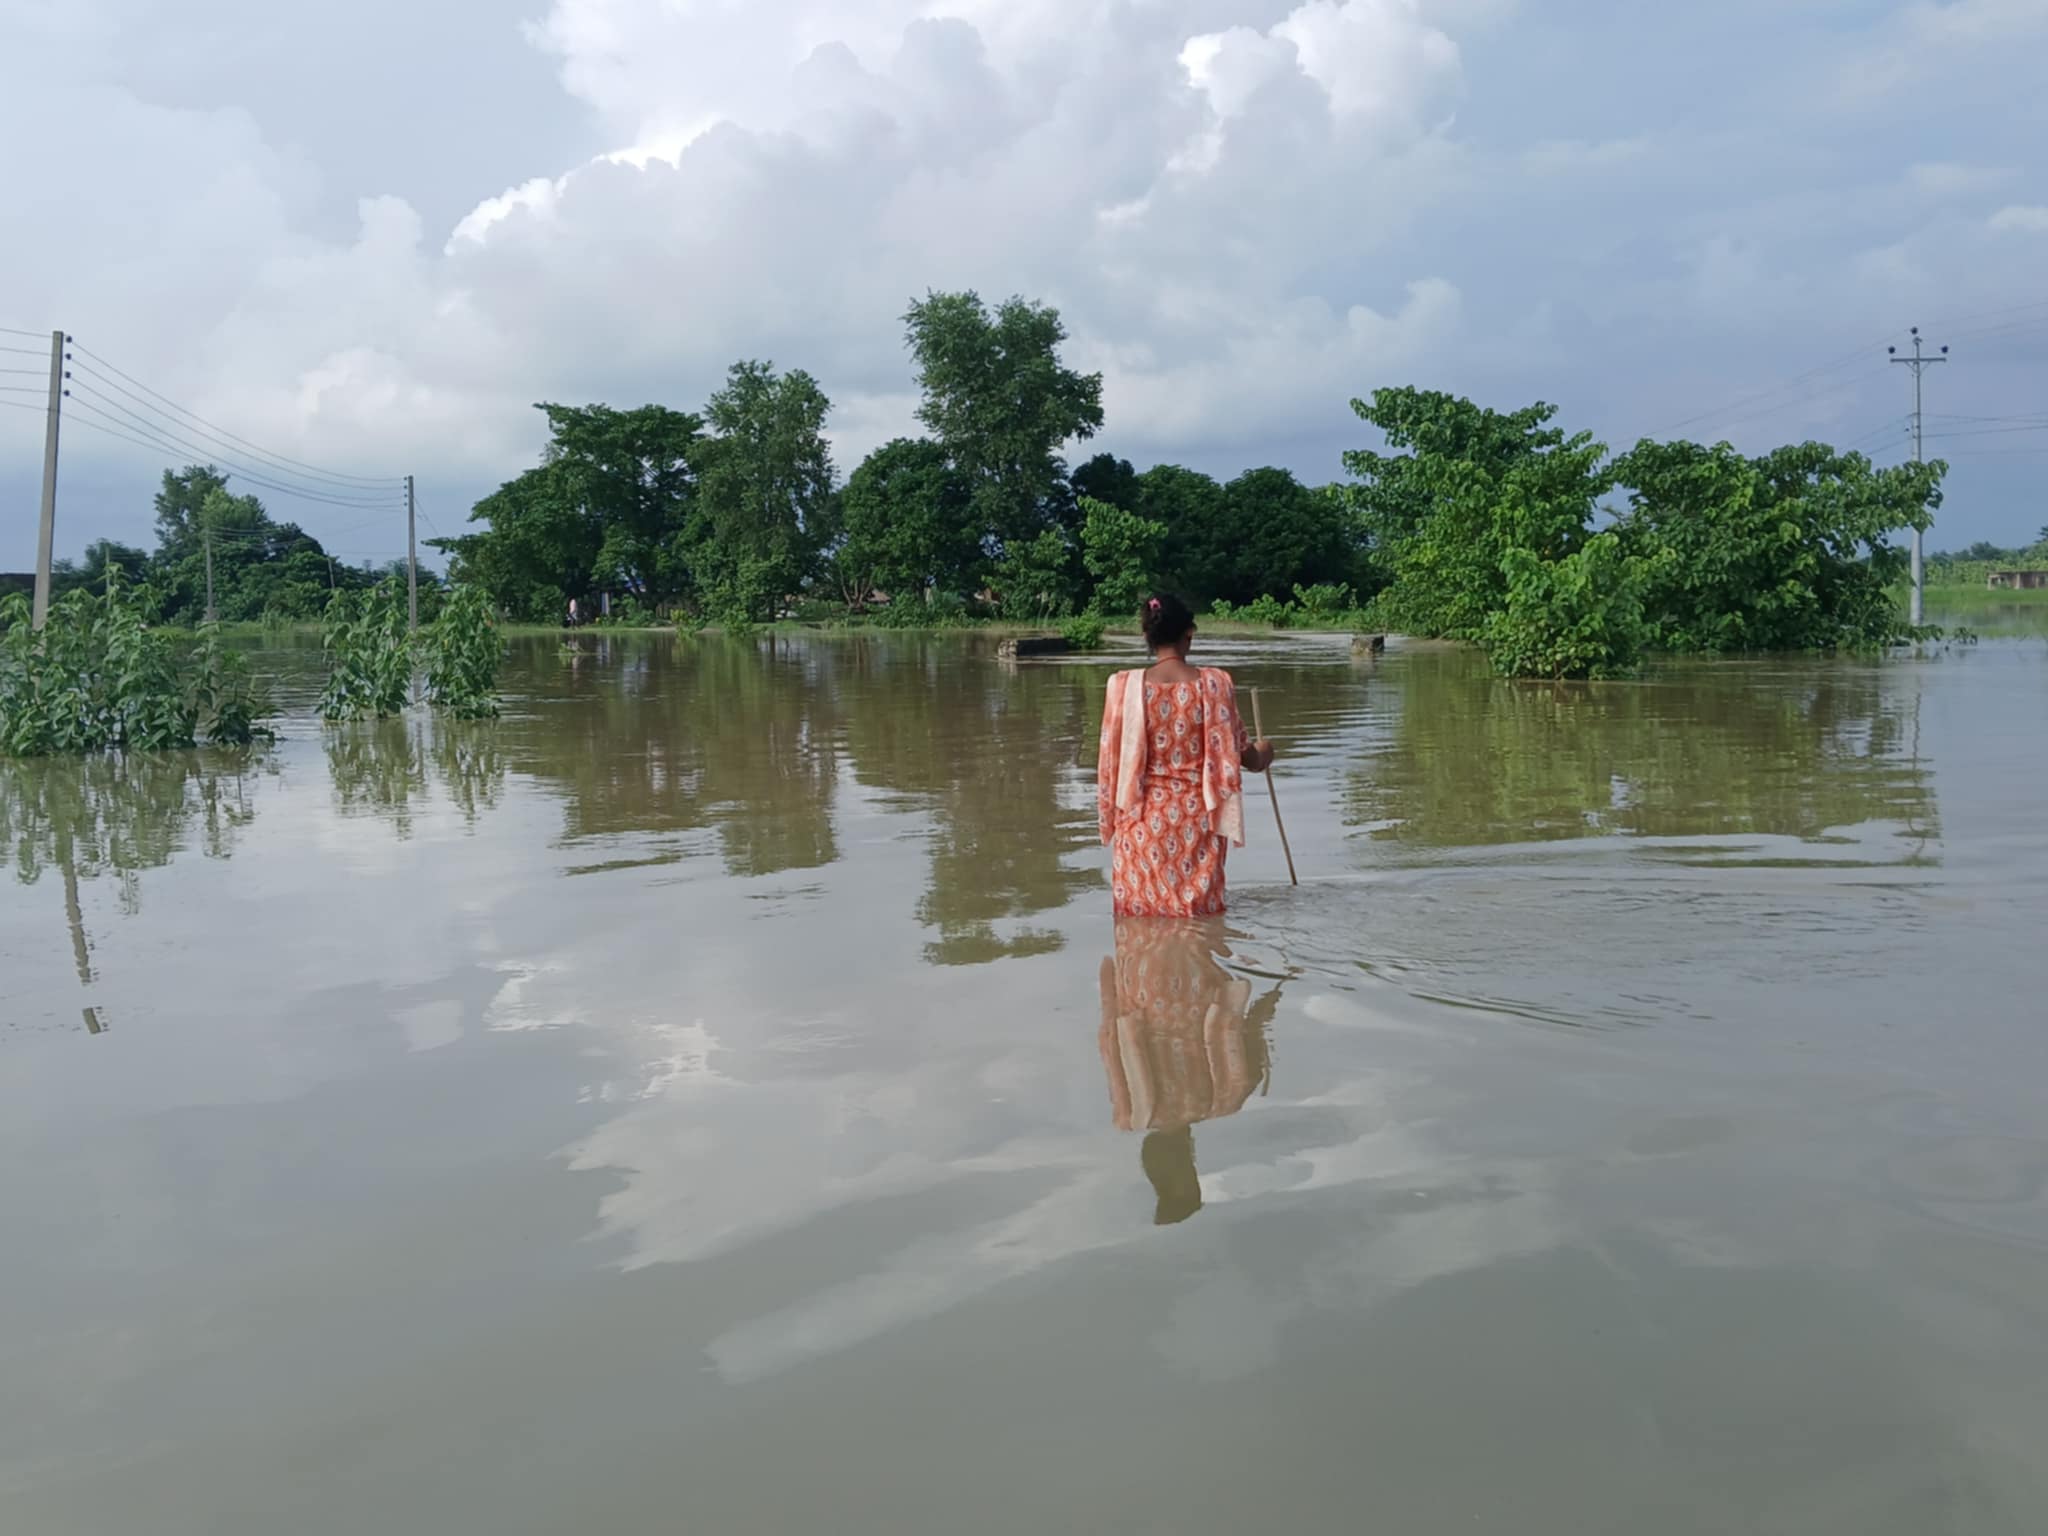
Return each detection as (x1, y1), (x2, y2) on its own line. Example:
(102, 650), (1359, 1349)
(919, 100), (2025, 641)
(1078, 496), (1166, 617)
(189, 623), (275, 746)
(0, 576), (272, 756)
(995, 529), (1077, 619)
(836, 437), (978, 604)
(1070, 454), (1140, 513)
(1291, 582), (1356, 621)
(1344, 389), (1609, 641)
(422, 584), (503, 719)
(1923, 557), (2048, 588)
(688, 361), (837, 624)
(1481, 534), (1654, 680)
(436, 403), (704, 623)
(319, 581), (414, 721)
(904, 290), (1104, 550)
(1060, 613), (1107, 650)
(870, 593), (973, 629)
(1341, 388), (1944, 675)
(1612, 440), (1943, 652)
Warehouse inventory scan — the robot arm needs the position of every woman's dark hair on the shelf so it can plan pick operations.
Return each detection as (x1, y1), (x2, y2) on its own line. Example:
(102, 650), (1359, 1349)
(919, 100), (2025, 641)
(1140, 592), (1195, 651)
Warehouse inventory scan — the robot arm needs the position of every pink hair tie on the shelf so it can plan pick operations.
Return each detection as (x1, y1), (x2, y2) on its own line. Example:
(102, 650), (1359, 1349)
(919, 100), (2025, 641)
(1147, 598), (1161, 612)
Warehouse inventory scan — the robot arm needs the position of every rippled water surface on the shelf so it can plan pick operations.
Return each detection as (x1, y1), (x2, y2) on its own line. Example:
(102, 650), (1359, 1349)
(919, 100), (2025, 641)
(4, 631), (2045, 1534)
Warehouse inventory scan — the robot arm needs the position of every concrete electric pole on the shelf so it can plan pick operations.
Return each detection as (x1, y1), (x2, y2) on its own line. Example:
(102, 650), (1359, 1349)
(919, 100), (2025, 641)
(1890, 327), (1948, 627)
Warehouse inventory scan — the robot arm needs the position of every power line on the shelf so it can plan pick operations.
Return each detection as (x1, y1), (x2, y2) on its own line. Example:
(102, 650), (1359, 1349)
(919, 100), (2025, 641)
(1920, 423), (2048, 442)
(66, 341), (404, 488)
(0, 324), (51, 339)
(66, 356), (403, 494)
(60, 402), (408, 513)
(62, 394), (403, 511)
(1923, 295), (2048, 332)
(1649, 335), (1894, 438)
(63, 380), (399, 508)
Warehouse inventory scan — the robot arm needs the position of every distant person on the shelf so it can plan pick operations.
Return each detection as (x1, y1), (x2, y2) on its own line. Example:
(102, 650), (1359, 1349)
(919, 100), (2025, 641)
(567, 597), (580, 629)
(1097, 593), (1273, 917)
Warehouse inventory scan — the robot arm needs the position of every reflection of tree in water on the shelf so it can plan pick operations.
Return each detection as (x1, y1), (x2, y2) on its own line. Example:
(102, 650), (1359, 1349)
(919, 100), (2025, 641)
(325, 716), (506, 837)
(1, 750), (263, 912)
(1099, 919), (1281, 1226)
(508, 634), (1098, 949)
(840, 640), (1097, 964)
(1, 750), (267, 1031)
(1347, 654), (1939, 852)
(516, 635), (841, 878)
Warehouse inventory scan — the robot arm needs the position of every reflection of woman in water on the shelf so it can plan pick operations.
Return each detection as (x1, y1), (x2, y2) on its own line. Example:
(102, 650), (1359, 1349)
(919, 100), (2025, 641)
(1098, 593), (1274, 919)
(1100, 919), (1279, 1225)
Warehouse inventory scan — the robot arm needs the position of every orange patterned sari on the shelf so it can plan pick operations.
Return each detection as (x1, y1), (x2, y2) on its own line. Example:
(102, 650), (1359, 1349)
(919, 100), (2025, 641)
(1097, 667), (1249, 918)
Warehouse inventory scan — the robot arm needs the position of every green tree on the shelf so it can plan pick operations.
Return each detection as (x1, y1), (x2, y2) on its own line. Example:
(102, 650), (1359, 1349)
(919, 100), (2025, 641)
(1343, 391), (1581, 636)
(836, 437), (978, 605)
(1079, 496), (1166, 616)
(1071, 453), (1140, 512)
(689, 361), (835, 623)
(1613, 440), (1943, 651)
(436, 403), (704, 622)
(995, 529), (1078, 619)
(1133, 465), (1228, 603)
(904, 290), (1104, 554)
(153, 465), (230, 555)
(1208, 467), (1356, 607)
(1481, 533), (1654, 680)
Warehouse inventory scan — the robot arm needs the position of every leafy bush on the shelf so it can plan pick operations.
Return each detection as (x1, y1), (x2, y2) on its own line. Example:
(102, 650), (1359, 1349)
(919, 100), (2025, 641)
(996, 529), (1077, 620)
(1212, 593), (1294, 627)
(1, 579), (271, 756)
(1079, 495), (1165, 618)
(189, 624), (274, 746)
(1480, 534), (1652, 680)
(1612, 440), (1940, 653)
(423, 583), (503, 719)
(319, 581), (413, 721)
(1060, 613), (1107, 650)
(1290, 582), (1356, 622)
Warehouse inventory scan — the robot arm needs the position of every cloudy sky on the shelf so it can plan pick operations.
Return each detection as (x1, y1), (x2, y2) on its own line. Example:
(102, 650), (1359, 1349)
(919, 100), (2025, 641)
(3, 0), (2046, 567)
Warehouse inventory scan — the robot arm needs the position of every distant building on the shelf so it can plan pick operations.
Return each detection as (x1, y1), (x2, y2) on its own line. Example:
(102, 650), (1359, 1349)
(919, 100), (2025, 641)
(1986, 570), (2048, 590)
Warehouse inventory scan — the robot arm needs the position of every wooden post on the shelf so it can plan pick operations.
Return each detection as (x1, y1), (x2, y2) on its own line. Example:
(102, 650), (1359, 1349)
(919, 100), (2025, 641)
(1249, 687), (1297, 886)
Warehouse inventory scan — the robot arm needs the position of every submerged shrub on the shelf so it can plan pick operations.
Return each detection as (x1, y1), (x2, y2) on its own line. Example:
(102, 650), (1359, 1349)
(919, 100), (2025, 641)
(423, 583), (504, 719)
(1481, 533), (1652, 680)
(1060, 613), (1107, 650)
(0, 578), (271, 757)
(319, 581), (413, 721)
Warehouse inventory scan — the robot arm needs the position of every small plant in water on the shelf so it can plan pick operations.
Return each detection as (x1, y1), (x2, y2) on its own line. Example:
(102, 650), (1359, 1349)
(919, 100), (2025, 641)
(423, 582), (504, 719)
(1061, 613), (1107, 651)
(319, 581), (414, 721)
(320, 578), (504, 722)
(0, 575), (272, 756)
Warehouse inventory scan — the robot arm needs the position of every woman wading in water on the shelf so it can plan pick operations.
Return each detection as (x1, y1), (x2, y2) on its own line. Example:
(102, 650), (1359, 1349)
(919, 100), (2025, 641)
(1097, 594), (1274, 918)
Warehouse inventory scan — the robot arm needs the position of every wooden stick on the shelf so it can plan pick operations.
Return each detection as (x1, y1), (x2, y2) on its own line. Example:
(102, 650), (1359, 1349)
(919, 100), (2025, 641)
(1249, 687), (1298, 886)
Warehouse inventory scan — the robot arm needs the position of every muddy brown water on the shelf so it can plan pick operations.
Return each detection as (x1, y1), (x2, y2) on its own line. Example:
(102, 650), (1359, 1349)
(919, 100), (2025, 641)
(3, 629), (2045, 1534)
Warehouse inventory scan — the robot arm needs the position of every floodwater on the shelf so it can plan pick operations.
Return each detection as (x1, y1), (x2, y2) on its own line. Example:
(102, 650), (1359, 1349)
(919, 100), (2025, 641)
(3, 629), (2045, 1535)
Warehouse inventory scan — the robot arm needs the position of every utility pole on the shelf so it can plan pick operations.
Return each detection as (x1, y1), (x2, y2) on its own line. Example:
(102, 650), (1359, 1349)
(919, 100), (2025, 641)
(1890, 326), (1949, 627)
(31, 330), (65, 630)
(204, 526), (217, 623)
(406, 473), (419, 631)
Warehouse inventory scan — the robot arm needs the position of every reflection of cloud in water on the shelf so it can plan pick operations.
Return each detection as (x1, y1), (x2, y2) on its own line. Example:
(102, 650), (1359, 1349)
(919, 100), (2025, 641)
(561, 920), (1583, 1388)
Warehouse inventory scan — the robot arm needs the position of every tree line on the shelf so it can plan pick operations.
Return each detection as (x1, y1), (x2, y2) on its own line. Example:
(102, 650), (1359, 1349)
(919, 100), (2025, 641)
(5, 465), (437, 627)
(430, 291), (1372, 629)
(432, 288), (1948, 674)
(10, 287), (1950, 679)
